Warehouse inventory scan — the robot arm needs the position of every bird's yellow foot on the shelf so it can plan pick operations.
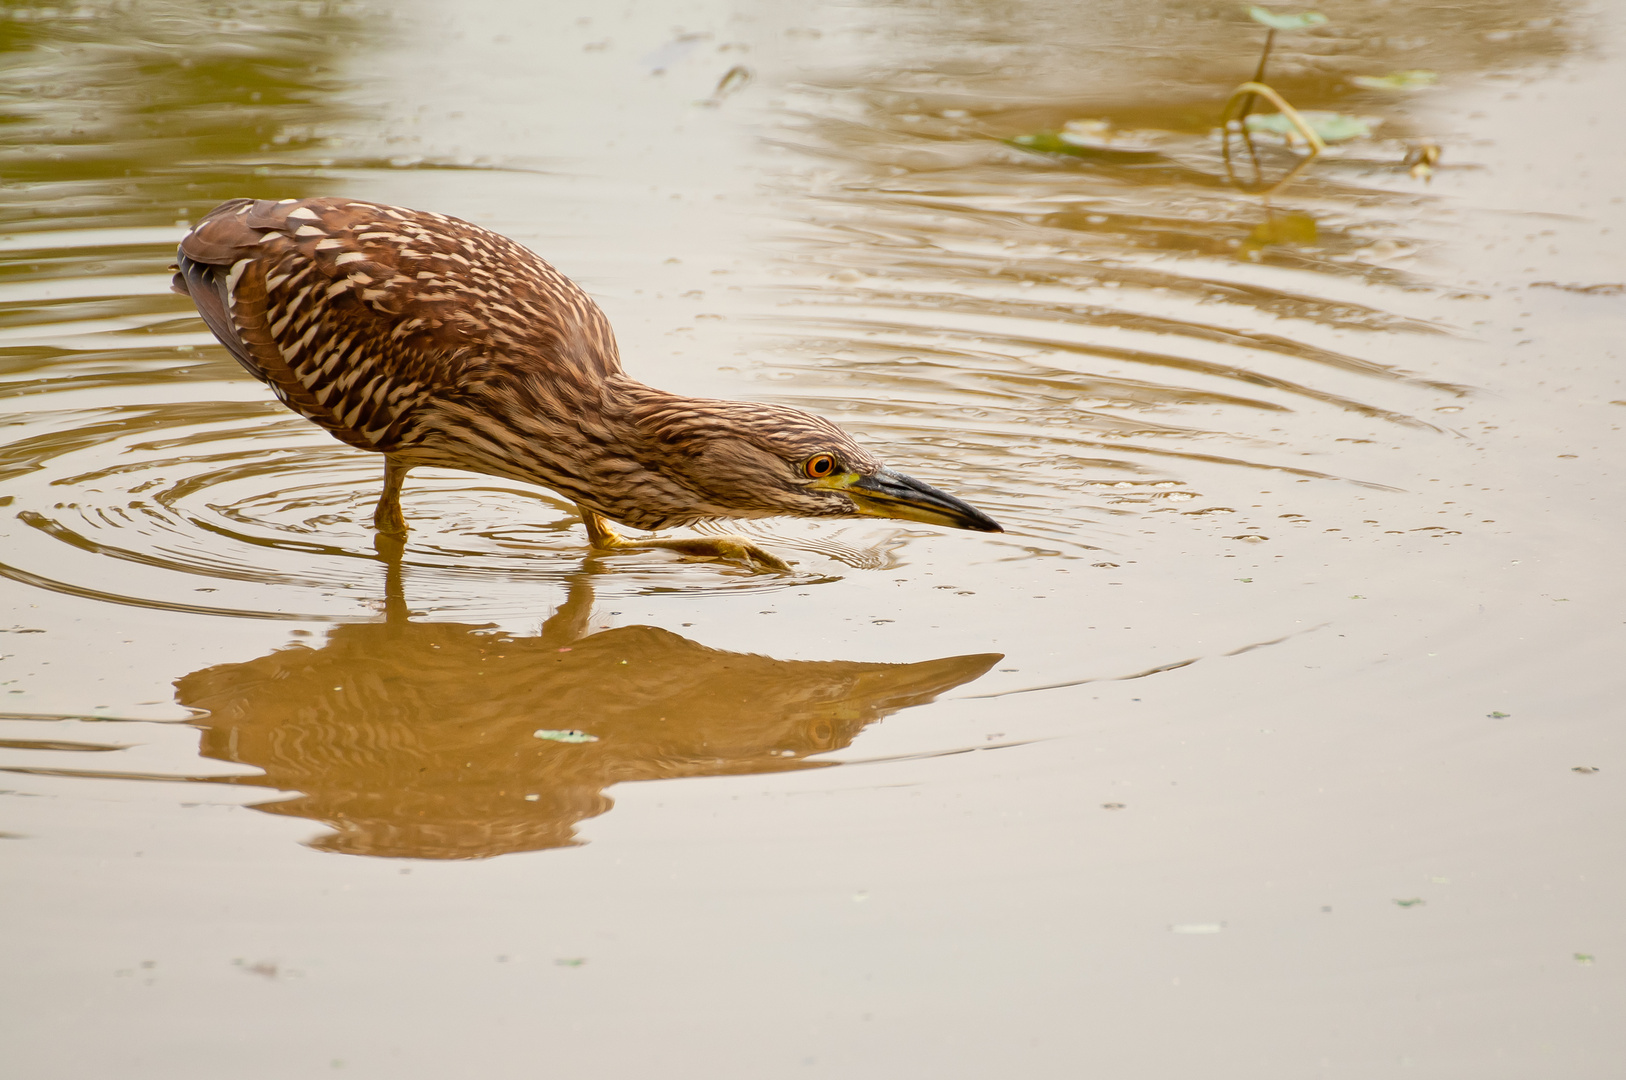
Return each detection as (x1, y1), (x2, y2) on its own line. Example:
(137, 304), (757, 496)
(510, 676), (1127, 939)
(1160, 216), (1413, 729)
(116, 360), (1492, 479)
(372, 498), (408, 537)
(373, 457), (410, 537)
(579, 507), (793, 572)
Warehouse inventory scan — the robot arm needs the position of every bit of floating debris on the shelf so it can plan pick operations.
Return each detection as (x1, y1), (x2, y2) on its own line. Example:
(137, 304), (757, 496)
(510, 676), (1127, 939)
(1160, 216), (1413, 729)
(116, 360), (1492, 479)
(1247, 6), (1326, 32)
(533, 729), (599, 743)
(1352, 69), (1438, 91)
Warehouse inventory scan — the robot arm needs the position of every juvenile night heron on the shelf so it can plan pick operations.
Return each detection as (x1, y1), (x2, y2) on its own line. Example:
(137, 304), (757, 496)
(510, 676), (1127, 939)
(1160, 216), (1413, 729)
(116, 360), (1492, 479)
(174, 197), (1000, 569)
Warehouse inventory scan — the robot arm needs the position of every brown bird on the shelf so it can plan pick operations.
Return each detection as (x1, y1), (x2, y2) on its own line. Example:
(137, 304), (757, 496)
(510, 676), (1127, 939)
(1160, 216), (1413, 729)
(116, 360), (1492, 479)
(173, 197), (1000, 569)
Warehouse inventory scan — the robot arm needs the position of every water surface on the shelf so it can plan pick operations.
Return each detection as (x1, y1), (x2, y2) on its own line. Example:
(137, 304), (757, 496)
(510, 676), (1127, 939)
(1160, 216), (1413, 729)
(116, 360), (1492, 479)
(2, 1), (1621, 1077)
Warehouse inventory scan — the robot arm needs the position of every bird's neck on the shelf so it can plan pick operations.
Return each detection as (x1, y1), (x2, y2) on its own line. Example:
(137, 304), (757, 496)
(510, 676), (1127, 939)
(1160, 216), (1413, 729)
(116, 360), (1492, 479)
(559, 375), (732, 528)
(423, 370), (730, 529)
(605, 376), (710, 437)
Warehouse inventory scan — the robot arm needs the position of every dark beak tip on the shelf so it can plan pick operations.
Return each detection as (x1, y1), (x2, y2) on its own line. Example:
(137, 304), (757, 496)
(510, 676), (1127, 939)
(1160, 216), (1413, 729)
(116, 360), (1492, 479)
(955, 504), (1004, 534)
(951, 508), (1004, 533)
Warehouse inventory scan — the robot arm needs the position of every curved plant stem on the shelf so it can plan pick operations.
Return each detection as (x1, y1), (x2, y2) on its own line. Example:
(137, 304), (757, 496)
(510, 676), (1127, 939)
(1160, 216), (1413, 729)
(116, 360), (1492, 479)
(1220, 80), (1327, 197)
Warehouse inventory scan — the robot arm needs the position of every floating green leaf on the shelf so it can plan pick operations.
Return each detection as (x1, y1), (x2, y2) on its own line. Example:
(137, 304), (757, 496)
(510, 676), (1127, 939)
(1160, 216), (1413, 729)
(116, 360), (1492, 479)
(1246, 110), (1372, 144)
(533, 729), (599, 743)
(1058, 118), (1161, 151)
(1247, 6), (1328, 31)
(1008, 128), (1164, 164)
(1574, 953), (1595, 965)
(1352, 69), (1438, 91)
(1393, 897), (1426, 907)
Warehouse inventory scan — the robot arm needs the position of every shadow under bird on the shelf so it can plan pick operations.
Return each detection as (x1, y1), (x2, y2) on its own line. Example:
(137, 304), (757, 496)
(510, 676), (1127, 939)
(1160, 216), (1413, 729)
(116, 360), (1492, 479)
(173, 197), (1001, 569)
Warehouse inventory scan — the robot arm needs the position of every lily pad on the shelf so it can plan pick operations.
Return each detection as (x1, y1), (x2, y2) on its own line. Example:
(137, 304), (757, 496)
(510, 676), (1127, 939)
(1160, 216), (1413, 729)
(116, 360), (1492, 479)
(1009, 127), (1164, 164)
(1352, 69), (1438, 91)
(1247, 6), (1328, 31)
(1245, 110), (1373, 144)
(533, 729), (599, 743)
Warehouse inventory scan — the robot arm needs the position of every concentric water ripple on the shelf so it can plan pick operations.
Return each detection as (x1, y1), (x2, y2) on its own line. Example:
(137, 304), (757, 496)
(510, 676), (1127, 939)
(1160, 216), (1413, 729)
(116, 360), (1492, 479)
(0, 391), (904, 620)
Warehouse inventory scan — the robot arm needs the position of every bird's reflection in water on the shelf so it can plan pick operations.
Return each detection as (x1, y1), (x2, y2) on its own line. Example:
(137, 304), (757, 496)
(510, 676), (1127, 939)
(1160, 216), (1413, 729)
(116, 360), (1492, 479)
(176, 546), (1000, 859)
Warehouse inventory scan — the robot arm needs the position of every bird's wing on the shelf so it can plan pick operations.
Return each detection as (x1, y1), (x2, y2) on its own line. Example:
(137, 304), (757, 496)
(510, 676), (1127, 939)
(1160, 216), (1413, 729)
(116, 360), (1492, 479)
(171, 198), (266, 383)
(174, 197), (623, 453)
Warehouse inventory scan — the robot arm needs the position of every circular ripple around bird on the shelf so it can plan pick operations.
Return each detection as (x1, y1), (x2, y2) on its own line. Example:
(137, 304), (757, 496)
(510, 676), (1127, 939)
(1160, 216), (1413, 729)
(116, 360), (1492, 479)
(0, 398), (847, 623)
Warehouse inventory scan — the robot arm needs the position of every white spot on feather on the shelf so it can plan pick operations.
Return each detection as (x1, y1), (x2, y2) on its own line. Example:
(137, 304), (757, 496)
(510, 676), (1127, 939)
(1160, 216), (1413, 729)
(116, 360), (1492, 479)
(225, 258), (252, 301)
(280, 322), (321, 363)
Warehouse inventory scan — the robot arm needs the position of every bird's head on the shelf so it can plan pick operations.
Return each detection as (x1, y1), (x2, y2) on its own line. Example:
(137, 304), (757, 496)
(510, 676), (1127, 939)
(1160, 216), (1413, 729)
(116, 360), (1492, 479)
(640, 398), (1003, 532)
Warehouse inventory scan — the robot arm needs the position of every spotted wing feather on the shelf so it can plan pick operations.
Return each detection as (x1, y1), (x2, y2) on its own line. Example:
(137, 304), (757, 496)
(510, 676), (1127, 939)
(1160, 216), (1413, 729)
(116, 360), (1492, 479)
(174, 197), (622, 455)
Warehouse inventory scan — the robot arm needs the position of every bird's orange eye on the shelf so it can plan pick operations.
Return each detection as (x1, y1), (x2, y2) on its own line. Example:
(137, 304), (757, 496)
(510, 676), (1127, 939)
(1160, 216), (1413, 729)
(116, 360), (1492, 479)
(803, 453), (838, 479)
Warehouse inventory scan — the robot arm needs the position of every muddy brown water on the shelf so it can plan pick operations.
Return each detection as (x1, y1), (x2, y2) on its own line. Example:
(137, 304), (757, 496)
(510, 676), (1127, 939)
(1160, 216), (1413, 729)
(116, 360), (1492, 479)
(1, 1), (1621, 1076)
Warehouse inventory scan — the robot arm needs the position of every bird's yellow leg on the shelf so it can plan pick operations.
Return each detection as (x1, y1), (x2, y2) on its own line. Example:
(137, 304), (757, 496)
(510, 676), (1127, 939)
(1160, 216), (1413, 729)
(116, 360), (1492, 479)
(578, 506), (793, 572)
(373, 455), (410, 536)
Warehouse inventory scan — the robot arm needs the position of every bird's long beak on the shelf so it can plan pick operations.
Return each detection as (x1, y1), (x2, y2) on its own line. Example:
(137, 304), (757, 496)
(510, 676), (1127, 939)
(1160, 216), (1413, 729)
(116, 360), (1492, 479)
(838, 468), (1003, 533)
